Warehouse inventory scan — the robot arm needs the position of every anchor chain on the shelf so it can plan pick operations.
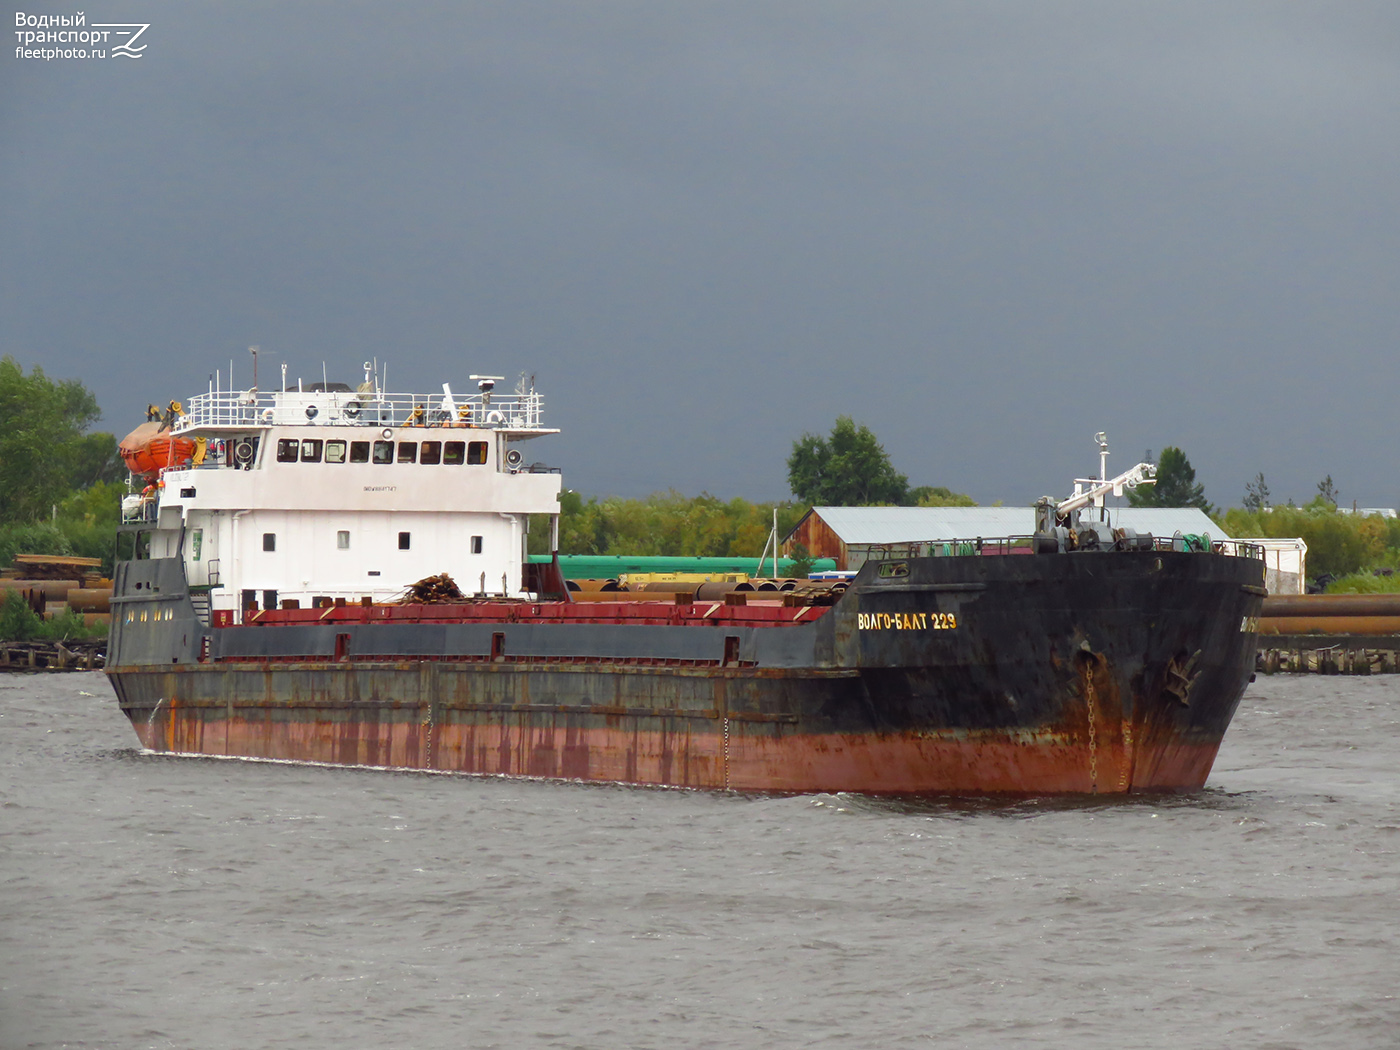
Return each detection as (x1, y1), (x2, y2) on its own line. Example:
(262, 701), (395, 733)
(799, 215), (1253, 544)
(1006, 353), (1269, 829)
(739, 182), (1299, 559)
(1119, 721), (1133, 792)
(722, 714), (731, 790)
(1084, 666), (1099, 793)
(422, 706), (435, 769)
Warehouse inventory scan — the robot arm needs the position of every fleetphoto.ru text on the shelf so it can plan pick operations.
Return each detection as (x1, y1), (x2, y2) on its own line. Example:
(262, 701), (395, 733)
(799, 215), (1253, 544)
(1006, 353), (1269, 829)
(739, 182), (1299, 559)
(14, 10), (149, 59)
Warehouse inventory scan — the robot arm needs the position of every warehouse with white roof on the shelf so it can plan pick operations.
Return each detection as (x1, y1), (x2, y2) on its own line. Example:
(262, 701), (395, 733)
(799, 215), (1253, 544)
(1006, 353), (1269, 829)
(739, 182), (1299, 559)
(782, 505), (1306, 592)
(783, 506), (1226, 571)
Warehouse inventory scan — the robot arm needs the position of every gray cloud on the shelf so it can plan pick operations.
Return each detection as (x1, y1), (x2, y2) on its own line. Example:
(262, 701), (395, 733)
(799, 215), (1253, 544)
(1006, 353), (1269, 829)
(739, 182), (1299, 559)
(4, 2), (1398, 510)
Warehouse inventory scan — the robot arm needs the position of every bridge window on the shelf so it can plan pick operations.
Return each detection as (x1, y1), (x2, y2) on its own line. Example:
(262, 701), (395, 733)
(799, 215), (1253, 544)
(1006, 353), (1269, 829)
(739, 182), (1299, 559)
(398, 531), (411, 550)
(372, 440), (393, 464)
(350, 441), (370, 463)
(276, 439), (299, 463)
(301, 439), (323, 463)
(468, 441), (488, 465)
(325, 440), (347, 464)
(263, 533), (276, 552)
(337, 530), (350, 550)
(420, 441), (441, 465)
(443, 441), (465, 465)
(470, 535), (483, 554)
(397, 442), (417, 464)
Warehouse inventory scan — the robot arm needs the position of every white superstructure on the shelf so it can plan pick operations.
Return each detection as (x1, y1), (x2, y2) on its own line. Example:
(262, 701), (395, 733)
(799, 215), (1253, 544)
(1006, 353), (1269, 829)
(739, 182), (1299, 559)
(120, 369), (561, 620)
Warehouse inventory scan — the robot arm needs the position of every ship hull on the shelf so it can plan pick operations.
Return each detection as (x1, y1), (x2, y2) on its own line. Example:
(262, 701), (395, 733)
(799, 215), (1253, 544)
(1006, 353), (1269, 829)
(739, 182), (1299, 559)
(106, 550), (1264, 795)
(111, 671), (1226, 794)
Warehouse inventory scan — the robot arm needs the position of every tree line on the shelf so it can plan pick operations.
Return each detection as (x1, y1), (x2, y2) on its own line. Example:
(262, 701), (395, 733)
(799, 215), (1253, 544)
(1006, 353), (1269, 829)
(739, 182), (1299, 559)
(0, 357), (125, 572)
(1117, 444), (1400, 587)
(2, 357), (1396, 591)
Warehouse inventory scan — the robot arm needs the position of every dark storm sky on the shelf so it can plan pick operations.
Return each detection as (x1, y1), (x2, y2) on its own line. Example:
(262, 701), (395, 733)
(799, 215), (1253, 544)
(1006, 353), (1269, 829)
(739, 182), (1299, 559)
(4, 2), (1397, 508)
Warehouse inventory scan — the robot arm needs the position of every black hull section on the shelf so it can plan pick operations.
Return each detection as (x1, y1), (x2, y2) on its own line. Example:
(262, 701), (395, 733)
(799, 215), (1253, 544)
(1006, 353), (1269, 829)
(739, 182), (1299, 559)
(106, 550), (1264, 794)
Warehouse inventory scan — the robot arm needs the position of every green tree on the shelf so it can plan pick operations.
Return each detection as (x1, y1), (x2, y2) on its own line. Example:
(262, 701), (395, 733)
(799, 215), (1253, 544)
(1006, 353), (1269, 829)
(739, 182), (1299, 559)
(1219, 504), (1395, 580)
(1316, 475), (1339, 508)
(0, 522), (73, 572)
(0, 356), (116, 524)
(1242, 473), (1270, 513)
(784, 542), (816, 579)
(0, 590), (41, 641)
(69, 431), (124, 489)
(787, 416), (909, 506)
(1127, 447), (1212, 513)
(549, 489), (808, 558)
(909, 485), (977, 508)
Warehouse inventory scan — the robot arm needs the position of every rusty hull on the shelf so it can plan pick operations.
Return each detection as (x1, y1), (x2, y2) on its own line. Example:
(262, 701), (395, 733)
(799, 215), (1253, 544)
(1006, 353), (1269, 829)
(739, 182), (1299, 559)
(111, 658), (1232, 796)
(107, 549), (1263, 795)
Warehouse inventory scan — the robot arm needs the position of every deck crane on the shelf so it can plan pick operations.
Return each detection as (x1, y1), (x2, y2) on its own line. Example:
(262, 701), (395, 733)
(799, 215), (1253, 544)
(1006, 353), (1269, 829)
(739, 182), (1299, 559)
(1033, 433), (1157, 548)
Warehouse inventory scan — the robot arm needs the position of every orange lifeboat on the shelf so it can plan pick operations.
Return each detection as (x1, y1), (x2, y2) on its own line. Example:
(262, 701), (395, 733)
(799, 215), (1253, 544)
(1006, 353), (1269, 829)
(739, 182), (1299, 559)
(119, 422), (196, 478)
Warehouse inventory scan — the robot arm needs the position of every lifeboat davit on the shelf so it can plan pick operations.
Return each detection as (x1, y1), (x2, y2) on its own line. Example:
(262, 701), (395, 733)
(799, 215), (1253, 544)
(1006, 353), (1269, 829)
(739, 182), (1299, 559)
(119, 422), (196, 478)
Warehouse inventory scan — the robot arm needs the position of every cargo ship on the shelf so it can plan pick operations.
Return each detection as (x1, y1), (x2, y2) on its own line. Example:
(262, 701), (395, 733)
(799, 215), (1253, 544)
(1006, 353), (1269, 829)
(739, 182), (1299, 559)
(105, 368), (1266, 794)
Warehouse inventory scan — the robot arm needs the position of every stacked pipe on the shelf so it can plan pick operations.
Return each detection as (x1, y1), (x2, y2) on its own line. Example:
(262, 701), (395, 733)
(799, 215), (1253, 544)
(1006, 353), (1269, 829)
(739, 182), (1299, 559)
(1259, 594), (1400, 636)
(563, 579), (847, 605)
(0, 576), (113, 626)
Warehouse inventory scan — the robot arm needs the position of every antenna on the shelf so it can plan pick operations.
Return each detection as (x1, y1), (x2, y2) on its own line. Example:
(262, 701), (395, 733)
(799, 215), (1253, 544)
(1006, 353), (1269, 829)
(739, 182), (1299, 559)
(249, 346), (259, 392)
(1095, 432), (1109, 482)
(471, 374), (504, 408)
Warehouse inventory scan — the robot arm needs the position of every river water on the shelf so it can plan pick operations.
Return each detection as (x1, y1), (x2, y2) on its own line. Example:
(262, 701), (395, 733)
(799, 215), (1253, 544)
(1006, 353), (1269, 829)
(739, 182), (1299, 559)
(1, 672), (1397, 1050)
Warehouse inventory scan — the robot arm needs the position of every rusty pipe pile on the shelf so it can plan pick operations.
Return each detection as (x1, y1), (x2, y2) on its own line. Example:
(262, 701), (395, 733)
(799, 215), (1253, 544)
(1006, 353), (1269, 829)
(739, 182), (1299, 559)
(0, 578), (114, 620)
(0, 578), (79, 601)
(0, 555), (111, 623)
(563, 579), (846, 606)
(65, 588), (112, 613)
(1259, 593), (1400, 635)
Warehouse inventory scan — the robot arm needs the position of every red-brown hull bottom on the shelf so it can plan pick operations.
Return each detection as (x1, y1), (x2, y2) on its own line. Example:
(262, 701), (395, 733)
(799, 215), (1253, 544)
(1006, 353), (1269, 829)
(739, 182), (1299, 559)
(128, 710), (1223, 796)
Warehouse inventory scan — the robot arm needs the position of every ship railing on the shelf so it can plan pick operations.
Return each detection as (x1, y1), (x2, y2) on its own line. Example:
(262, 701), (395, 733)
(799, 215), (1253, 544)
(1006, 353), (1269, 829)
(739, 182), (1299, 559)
(852, 538), (1036, 565)
(175, 388), (548, 432)
(852, 536), (1266, 565)
(120, 495), (158, 524)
